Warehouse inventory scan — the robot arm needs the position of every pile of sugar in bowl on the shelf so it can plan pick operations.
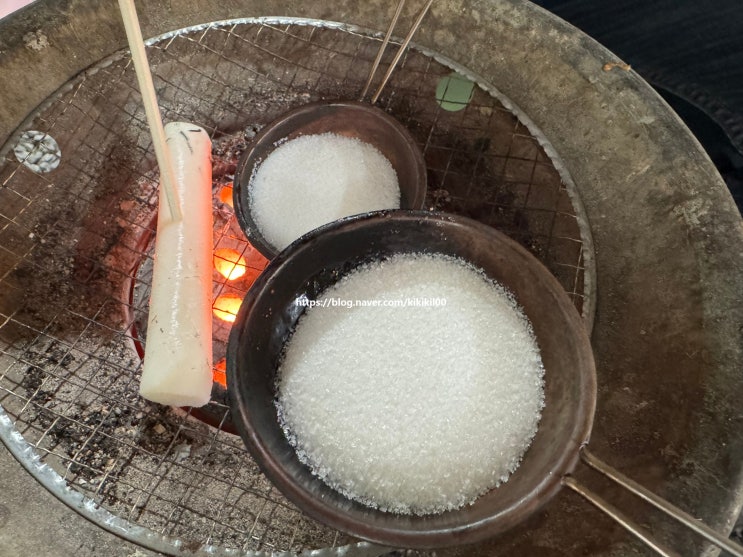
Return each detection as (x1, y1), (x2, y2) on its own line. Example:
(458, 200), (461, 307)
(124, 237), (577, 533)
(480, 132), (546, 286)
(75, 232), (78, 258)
(249, 132), (400, 251)
(276, 253), (545, 515)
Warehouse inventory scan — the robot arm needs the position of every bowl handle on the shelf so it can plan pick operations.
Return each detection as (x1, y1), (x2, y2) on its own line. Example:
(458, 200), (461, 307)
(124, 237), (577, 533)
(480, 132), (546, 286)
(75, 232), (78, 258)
(563, 447), (742, 557)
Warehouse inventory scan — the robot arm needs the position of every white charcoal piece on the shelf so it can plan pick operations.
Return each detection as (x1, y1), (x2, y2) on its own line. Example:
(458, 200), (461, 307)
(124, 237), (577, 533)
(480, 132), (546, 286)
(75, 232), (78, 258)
(139, 122), (214, 407)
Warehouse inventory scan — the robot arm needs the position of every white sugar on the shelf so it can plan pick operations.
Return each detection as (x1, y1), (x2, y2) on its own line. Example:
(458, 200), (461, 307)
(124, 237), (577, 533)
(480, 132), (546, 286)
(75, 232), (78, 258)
(249, 133), (400, 251)
(276, 253), (545, 515)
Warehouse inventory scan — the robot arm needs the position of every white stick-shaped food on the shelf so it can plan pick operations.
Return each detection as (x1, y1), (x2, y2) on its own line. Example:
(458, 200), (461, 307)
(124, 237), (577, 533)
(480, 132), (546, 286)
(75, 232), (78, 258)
(139, 122), (213, 407)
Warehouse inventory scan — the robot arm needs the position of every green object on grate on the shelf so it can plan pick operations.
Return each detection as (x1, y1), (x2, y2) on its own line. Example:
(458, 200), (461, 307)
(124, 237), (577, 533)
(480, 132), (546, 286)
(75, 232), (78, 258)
(435, 72), (475, 111)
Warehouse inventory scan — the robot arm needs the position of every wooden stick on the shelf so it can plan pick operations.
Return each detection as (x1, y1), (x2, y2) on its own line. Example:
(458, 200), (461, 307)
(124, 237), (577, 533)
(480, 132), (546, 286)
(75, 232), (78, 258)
(117, 0), (182, 222)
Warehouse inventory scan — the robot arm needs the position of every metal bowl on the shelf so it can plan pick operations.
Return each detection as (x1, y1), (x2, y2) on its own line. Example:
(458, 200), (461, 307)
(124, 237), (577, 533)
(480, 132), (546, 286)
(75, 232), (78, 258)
(233, 101), (428, 259)
(226, 210), (596, 548)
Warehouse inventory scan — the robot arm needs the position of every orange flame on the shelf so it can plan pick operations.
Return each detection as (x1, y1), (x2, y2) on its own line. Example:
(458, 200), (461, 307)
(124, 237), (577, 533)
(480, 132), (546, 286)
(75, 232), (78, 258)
(214, 248), (247, 280)
(218, 184), (234, 208)
(213, 293), (243, 323)
(213, 358), (227, 388)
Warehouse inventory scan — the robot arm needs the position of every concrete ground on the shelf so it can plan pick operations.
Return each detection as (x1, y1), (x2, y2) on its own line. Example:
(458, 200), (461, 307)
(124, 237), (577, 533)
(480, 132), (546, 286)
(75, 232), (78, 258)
(0, 445), (162, 557)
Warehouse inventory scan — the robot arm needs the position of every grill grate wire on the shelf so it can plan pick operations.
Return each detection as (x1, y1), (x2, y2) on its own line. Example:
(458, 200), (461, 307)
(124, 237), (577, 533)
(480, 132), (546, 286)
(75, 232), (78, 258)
(0, 18), (594, 556)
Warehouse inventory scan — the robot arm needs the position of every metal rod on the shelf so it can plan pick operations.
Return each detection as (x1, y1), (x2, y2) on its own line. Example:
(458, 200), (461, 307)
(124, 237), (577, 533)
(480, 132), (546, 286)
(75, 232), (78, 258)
(359, 0), (407, 101)
(580, 448), (743, 557)
(563, 476), (682, 557)
(370, 0), (435, 104)
(117, 0), (183, 222)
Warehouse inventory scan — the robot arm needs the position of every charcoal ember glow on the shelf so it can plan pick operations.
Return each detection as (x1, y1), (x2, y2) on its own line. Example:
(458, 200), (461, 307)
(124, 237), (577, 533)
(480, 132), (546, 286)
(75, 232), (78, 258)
(218, 183), (234, 208)
(213, 248), (247, 280)
(212, 293), (243, 323)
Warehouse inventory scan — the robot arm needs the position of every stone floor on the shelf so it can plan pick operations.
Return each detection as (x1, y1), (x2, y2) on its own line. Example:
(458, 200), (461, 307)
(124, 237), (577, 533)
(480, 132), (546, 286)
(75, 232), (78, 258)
(0, 445), (162, 557)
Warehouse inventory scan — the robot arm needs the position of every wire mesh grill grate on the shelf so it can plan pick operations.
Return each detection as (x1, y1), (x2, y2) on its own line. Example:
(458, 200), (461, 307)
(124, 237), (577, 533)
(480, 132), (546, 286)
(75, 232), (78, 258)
(0, 18), (594, 556)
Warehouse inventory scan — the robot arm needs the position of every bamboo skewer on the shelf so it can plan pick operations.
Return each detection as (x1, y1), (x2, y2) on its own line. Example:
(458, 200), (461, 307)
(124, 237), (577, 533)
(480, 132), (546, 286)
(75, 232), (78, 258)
(359, 0), (407, 101)
(117, 0), (182, 222)
(370, 0), (435, 104)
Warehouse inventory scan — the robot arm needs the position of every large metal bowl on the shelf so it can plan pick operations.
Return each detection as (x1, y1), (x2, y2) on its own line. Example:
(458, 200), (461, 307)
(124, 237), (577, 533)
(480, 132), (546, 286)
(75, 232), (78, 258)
(233, 101), (428, 259)
(226, 210), (596, 548)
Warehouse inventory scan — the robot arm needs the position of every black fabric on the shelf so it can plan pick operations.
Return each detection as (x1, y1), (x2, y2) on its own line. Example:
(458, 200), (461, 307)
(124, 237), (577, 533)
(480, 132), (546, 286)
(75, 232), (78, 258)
(531, 0), (743, 211)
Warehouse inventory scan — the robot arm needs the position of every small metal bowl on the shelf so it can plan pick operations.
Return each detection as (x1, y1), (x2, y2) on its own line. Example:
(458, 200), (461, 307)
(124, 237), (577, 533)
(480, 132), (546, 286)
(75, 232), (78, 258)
(233, 101), (427, 259)
(226, 210), (596, 548)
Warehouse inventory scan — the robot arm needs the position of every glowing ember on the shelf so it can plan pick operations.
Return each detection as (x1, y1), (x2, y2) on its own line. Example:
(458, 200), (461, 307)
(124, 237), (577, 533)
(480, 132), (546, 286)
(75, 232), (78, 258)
(244, 246), (270, 276)
(218, 184), (234, 208)
(213, 293), (243, 323)
(214, 248), (247, 280)
(213, 358), (227, 388)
